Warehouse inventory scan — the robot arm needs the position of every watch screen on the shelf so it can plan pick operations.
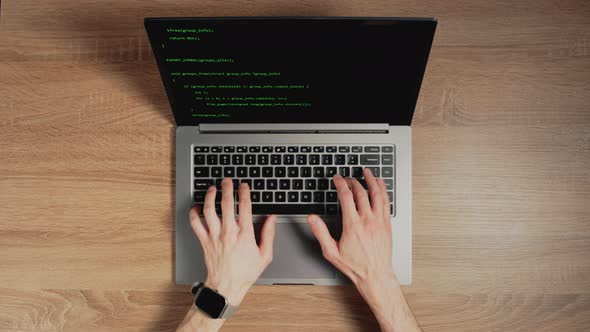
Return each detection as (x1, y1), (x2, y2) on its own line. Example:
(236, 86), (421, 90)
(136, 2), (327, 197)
(195, 288), (226, 318)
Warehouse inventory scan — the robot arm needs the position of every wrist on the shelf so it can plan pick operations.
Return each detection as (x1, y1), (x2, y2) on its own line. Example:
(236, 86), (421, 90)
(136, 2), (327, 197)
(204, 278), (250, 306)
(354, 271), (401, 322)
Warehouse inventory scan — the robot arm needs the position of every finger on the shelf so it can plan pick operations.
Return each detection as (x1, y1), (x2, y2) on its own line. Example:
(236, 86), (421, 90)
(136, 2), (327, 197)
(221, 178), (237, 234)
(332, 175), (359, 219)
(306, 214), (341, 265)
(259, 215), (276, 265)
(378, 178), (391, 221)
(237, 182), (253, 234)
(189, 205), (209, 245)
(364, 168), (383, 217)
(347, 177), (371, 215)
(203, 185), (221, 236)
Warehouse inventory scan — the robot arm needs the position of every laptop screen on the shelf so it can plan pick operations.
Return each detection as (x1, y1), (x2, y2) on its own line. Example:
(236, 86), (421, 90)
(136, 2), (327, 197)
(145, 17), (436, 126)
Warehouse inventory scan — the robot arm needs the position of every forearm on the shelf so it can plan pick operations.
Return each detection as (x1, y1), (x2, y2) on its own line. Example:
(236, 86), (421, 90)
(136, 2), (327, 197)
(355, 273), (421, 332)
(176, 307), (225, 332)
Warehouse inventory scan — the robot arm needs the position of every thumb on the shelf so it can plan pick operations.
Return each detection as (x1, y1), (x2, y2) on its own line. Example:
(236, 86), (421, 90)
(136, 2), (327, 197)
(307, 214), (340, 263)
(259, 215), (276, 264)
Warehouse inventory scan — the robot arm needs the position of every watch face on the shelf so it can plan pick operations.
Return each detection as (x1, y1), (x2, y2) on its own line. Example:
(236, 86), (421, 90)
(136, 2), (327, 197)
(195, 288), (227, 318)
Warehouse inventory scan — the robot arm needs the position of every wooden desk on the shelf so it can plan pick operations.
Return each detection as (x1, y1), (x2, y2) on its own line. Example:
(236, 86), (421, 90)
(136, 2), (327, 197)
(1, 0), (589, 331)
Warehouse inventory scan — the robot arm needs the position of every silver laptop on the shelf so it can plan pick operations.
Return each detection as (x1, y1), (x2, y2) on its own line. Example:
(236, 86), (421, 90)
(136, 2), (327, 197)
(145, 17), (436, 286)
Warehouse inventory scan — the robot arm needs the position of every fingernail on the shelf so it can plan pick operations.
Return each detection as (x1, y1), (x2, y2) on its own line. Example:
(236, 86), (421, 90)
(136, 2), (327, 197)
(307, 215), (318, 225)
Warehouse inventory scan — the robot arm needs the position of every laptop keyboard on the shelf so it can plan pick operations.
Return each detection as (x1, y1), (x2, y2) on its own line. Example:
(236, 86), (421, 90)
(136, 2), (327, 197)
(193, 145), (395, 216)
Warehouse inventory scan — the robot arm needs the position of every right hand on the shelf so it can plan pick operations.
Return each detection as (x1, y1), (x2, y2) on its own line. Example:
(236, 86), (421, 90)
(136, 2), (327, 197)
(306, 168), (396, 287)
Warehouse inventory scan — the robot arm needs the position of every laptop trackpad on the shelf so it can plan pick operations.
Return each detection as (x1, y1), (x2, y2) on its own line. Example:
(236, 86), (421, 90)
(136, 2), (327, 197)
(255, 220), (336, 280)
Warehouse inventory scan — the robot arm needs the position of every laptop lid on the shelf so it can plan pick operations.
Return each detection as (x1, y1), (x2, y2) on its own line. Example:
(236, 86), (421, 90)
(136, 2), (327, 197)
(145, 17), (436, 126)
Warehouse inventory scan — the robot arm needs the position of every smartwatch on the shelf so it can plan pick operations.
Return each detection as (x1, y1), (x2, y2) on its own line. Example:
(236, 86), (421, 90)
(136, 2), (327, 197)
(191, 282), (238, 319)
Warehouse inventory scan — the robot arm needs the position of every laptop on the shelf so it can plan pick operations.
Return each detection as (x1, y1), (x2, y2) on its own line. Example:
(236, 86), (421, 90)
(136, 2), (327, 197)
(144, 17), (436, 286)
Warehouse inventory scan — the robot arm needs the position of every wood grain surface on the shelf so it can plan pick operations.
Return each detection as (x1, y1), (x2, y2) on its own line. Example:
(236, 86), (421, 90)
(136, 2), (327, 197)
(1, 0), (589, 331)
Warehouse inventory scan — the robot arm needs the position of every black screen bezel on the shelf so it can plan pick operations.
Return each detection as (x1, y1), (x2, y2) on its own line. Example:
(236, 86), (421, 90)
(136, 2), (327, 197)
(144, 16), (437, 126)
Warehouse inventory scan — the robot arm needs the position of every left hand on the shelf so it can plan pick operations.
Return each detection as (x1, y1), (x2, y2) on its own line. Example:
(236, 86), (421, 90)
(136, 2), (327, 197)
(189, 178), (276, 306)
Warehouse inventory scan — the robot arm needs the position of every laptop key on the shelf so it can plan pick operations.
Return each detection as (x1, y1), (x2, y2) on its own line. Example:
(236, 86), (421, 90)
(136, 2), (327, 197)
(339, 167), (350, 177)
(322, 154), (333, 165)
(352, 146), (363, 153)
(347, 154), (358, 165)
(232, 155), (243, 165)
(313, 167), (324, 178)
(352, 167), (363, 178)
(338, 146), (350, 153)
(382, 146), (394, 153)
(262, 192), (273, 202)
(326, 146), (337, 153)
(288, 191), (299, 202)
(267, 179), (278, 190)
(249, 146), (260, 153)
(364, 146), (380, 152)
(301, 146), (312, 153)
(271, 154), (282, 165)
(296, 154), (307, 165)
(251, 191), (261, 202)
(305, 179), (316, 190)
(211, 146), (222, 153)
(275, 146), (286, 153)
(318, 179), (329, 190)
(223, 167), (235, 177)
(288, 146), (299, 153)
(194, 146), (209, 153)
(326, 204), (338, 215)
(384, 179), (394, 190)
(301, 167), (312, 177)
(258, 155), (269, 165)
(194, 191), (207, 202)
(382, 167), (394, 177)
(313, 146), (324, 153)
(382, 154), (394, 165)
(254, 179), (265, 190)
(275, 167), (286, 177)
(313, 191), (324, 202)
(335, 154), (346, 165)
(224, 146), (235, 153)
(292, 179), (303, 190)
(309, 154), (320, 165)
(220, 155), (230, 165)
(194, 179), (213, 190)
(240, 179), (252, 189)
(252, 204), (324, 215)
(237, 167), (248, 177)
(245, 155), (256, 165)
(326, 191), (338, 202)
(387, 191), (394, 202)
(194, 167), (209, 177)
(194, 154), (205, 165)
(262, 167), (273, 177)
(275, 191), (286, 202)
(283, 155), (294, 165)
(301, 192), (312, 202)
(326, 167), (337, 177)
(367, 166), (380, 177)
(211, 167), (222, 177)
(237, 146), (247, 153)
(207, 155), (218, 165)
(262, 146), (273, 153)
(360, 154), (380, 165)
(249, 167), (260, 177)
(279, 179), (290, 189)
(288, 167), (299, 177)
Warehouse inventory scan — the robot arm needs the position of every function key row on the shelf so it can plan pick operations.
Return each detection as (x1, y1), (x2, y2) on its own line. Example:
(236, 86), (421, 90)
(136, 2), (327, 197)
(194, 154), (393, 166)
(194, 145), (394, 153)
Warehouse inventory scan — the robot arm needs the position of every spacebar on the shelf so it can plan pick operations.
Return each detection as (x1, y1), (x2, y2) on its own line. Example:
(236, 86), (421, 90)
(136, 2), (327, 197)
(251, 204), (325, 215)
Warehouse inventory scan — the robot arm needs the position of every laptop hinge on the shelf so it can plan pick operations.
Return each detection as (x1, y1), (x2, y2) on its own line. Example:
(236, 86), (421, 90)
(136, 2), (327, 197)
(197, 123), (389, 134)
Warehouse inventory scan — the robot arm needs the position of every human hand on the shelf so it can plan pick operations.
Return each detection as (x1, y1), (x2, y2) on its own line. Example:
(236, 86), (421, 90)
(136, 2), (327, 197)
(189, 178), (276, 306)
(307, 168), (395, 287)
